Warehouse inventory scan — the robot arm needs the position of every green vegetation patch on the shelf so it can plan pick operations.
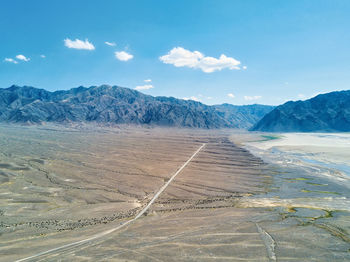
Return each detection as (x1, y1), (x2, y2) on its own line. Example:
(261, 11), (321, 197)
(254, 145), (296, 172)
(301, 189), (341, 195)
(287, 206), (297, 213)
(260, 135), (280, 141)
(315, 223), (350, 243)
(306, 182), (328, 186)
(284, 177), (311, 181)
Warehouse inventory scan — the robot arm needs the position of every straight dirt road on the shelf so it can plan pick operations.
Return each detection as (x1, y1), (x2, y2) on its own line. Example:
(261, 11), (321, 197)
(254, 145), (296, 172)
(15, 143), (206, 262)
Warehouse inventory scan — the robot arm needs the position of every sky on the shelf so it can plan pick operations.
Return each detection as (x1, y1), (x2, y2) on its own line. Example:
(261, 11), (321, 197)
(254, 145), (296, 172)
(1, 0), (350, 105)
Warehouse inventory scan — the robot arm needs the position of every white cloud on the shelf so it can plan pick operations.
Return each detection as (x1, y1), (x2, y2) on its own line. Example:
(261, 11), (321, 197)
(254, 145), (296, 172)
(144, 79), (152, 83)
(4, 58), (18, 64)
(115, 51), (133, 61)
(244, 95), (262, 101)
(243, 65), (247, 70)
(199, 55), (241, 73)
(64, 38), (95, 50)
(183, 96), (200, 102)
(135, 84), (153, 90)
(159, 47), (241, 73)
(227, 93), (235, 98)
(161, 47), (203, 68)
(40, 54), (46, 58)
(207, 96), (213, 100)
(105, 41), (116, 46)
(16, 54), (30, 61)
(297, 93), (322, 100)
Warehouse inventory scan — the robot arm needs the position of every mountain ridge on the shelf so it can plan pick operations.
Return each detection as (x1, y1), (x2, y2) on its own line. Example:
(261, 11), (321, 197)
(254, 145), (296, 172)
(0, 85), (274, 129)
(251, 90), (350, 132)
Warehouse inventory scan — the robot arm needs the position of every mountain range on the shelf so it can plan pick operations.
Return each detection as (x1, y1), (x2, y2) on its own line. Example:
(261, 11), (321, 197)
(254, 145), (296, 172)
(0, 85), (274, 129)
(251, 90), (350, 132)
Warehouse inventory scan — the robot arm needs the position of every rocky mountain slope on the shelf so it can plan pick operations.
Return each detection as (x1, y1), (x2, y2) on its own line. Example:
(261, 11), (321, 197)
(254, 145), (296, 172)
(251, 90), (350, 132)
(213, 103), (275, 129)
(0, 85), (274, 128)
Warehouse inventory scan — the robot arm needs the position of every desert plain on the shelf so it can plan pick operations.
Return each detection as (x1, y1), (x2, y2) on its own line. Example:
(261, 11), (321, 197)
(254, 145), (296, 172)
(0, 125), (349, 261)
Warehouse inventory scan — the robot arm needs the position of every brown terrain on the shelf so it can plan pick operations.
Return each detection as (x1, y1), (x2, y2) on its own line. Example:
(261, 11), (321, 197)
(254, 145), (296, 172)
(0, 125), (349, 261)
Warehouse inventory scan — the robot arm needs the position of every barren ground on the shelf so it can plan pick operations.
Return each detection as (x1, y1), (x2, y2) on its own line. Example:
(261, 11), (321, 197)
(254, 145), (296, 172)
(0, 125), (349, 261)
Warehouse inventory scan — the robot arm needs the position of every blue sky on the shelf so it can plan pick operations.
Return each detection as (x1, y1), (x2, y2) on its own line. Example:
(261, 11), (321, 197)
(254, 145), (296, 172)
(1, 0), (350, 105)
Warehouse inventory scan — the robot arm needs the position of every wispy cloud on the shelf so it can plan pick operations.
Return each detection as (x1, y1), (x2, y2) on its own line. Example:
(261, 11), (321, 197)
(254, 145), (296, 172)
(115, 51), (133, 61)
(297, 92), (323, 100)
(105, 41), (116, 46)
(144, 79), (152, 83)
(227, 93), (235, 98)
(297, 94), (305, 99)
(183, 96), (201, 102)
(40, 54), (46, 58)
(244, 95), (262, 101)
(4, 58), (18, 64)
(16, 54), (30, 61)
(4, 55), (30, 63)
(160, 47), (241, 73)
(135, 84), (153, 90)
(64, 38), (95, 50)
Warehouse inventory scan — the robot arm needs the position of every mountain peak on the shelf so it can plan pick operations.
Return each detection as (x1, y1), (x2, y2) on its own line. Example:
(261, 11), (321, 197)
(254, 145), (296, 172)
(251, 90), (350, 132)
